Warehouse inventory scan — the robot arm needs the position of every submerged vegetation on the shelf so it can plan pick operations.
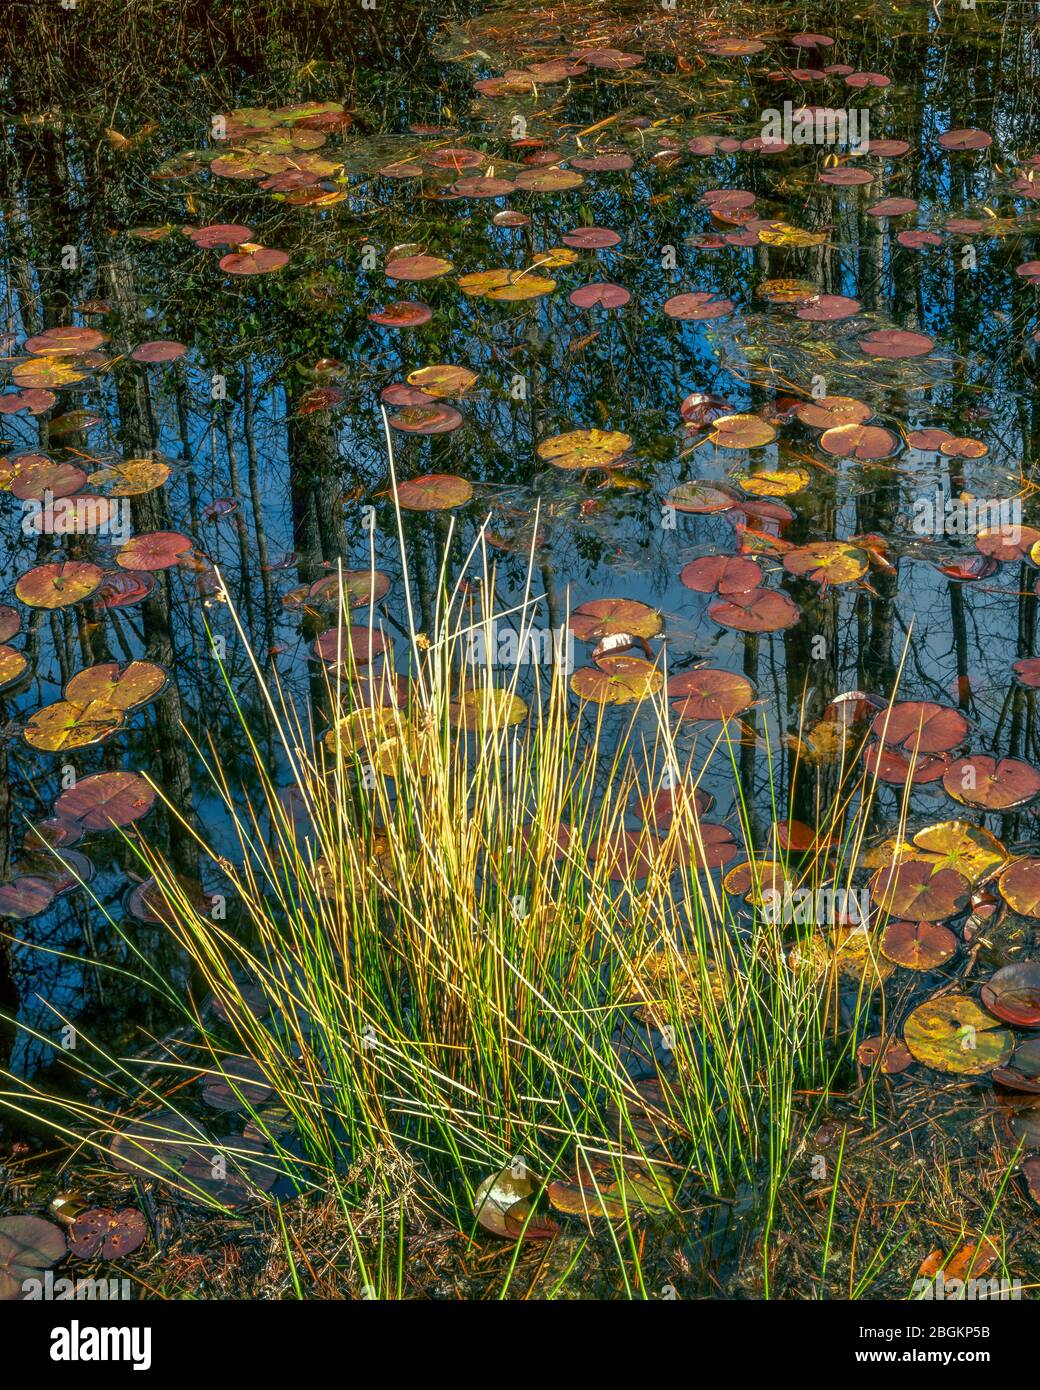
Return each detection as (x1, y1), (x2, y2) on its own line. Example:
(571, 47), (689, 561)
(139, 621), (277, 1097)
(1, 0), (1040, 1301)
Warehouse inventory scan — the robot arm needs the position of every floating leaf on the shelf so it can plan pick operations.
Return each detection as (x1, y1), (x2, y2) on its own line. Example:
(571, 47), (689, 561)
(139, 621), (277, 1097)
(880, 919), (957, 969)
(731, 466), (809, 497)
(547, 1160), (673, 1221)
(312, 625), (386, 667)
(902, 995), (1012, 1074)
(665, 481), (741, 514)
(131, 340), (187, 363)
(405, 364), (477, 397)
(55, 771), (156, 830)
(937, 128), (993, 151)
(0, 646), (28, 693)
(912, 821), (1007, 882)
(87, 456), (171, 499)
(0, 1216), (67, 1300)
(570, 656), (662, 705)
(706, 414), (776, 449)
(942, 755), (1040, 810)
(570, 281), (631, 310)
(0, 877), (56, 921)
(562, 226), (620, 249)
(679, 555), (762, 595)
(668, 667), (755, 721)
(115, 531), (193, 570)
(870, 701), (969, 754)
(64, 660), (167, 712)
(998, 858), (1040, 917)
(794, 396), (872, 429)
(856, 1035), (913, 1074)
(980, 963), (1040, 1028)
(15, 561), (104, 609)
(858, 328), (934, 359)
(68, 1208), (148, 1261)
(368, 301), (432, 328)
(388, 404), (463, 434)
(385, 254), (453, 281)
(663, 291), (733, 320)
(819, 424), (898, 460)
(23, 326), (106, 356)
(9, 458), (86, 502)
(783, 542), (869, 585)
(219, 246), (289, 275)
(395, 473), (472, 510)
(457, 268), (555, 300)
(570, 599), (661, 642)
(537, 428), (631, 470)
(23, 700), (123, 752)
(201, 1056), (274, 1112)
(708, 587), (800, 632)
(448, 688), (528, 731)
(473, 1168), (557, 1241)
(869, 859), (970, 921)
(862, 744), (947, 785)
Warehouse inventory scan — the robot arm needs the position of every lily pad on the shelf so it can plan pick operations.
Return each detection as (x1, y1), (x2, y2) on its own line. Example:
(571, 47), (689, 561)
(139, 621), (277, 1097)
(0, 1215), (67, 1300)
(55, 770), (156, 829)
(902, 995), (1012, 1074)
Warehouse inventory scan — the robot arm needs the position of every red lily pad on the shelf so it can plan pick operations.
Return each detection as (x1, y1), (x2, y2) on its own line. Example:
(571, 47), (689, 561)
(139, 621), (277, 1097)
(69, 1207), (148, 1261)
(10, 459), (86, 501)
(667, 668), (755, 721)
(663, 292), (733, 321)
(219, 247), (289, 275)
(870, 701), (969, 754)
(385, 254), (453, 281)
(115, 531), (193, 571)
(862, 744), (948, 785)
(562, 227), (621, 249)
(708, 587), (800, 632)
(387, 405), (463, 434)
(95, 570), (154, 609)
(858, 328), (934, 359)
(15, 561), (104, 609)
(570, 282), (631, 309)
(368, 301), (433, 328)
(796, 294), (862, 321)
(937, 129), (993, 151)
(980, 962), (1040, 1027)
(188, 223), (253, 248)
(942, 756), (1040, 810)
(880, 919), (957, 970)
(819, 424), (898, 460)
(679, 555), (762, 595)
(131, 340), (188, 363)
(55, 770), (156, 829)
(570, 599), (662, 642)
(23, 326), (106, 356)
(997, 858), (1040, 917)
(0, 877), (56, 920)
(869, 859), (970, 921)
(856, 1035), (913, 1074)
(395, 473), (472, 510)
(311, 625), (386, 666)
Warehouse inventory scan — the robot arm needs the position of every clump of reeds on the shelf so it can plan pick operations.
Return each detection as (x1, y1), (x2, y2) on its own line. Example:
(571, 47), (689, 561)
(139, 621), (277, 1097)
(2, 489), (903, 1292)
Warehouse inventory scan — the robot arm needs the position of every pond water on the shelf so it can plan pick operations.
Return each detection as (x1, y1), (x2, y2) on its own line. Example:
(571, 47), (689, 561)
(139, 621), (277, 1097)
(2, 0), (1040, 1297)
